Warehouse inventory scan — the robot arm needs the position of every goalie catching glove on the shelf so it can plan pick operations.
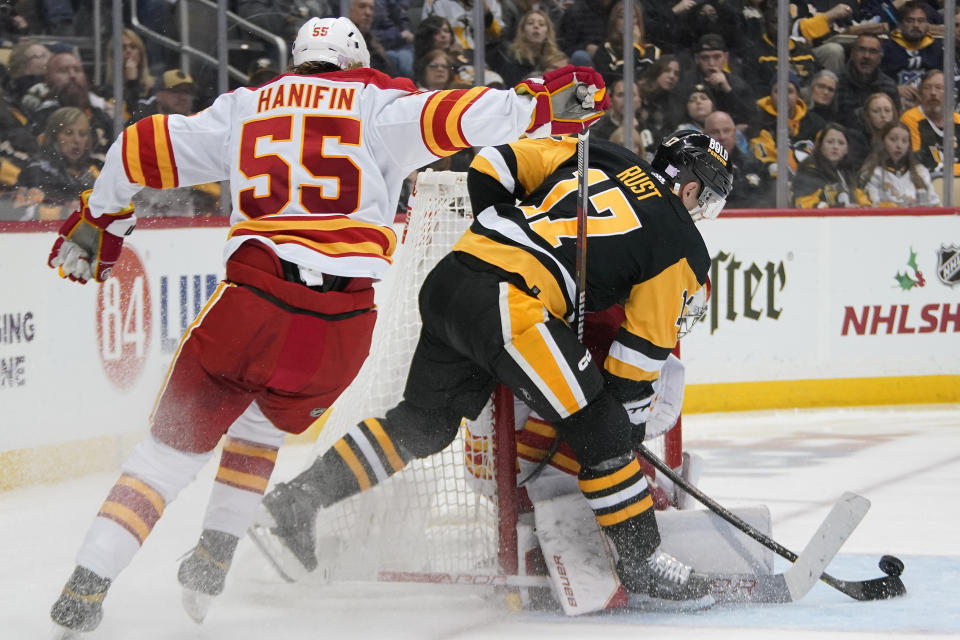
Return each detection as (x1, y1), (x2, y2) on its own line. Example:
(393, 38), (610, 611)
(622, 354), (685, 444)
(515, 65), (609, 138)
(48, 190), (135, 284)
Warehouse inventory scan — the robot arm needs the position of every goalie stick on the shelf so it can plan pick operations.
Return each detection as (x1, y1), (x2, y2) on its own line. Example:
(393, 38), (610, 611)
(375, 491), (869, 605)
(636, 444), (907, 602)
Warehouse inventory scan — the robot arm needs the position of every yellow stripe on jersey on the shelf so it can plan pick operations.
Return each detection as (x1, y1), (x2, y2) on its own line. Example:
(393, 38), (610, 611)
(215, 467), (269, 493)
(151, 115), (177, 188)
(623, 259), (702, 349)
(124, 122), (145, 185)
(511, 137), (578, 196)
(445, 86), (487, 148)
(117, 475), (165, 516)
(579, 458), (642, 493)
(334, 440), (371, 490)
(454, 230), (568, 319)
(604, 357), (661, 382)
(507, 323), (586, 418)
(471, 153), (501, 184)
(223, 440), (279, 462)
(363, 418), (405, 473)
(595, 495), (654, 526)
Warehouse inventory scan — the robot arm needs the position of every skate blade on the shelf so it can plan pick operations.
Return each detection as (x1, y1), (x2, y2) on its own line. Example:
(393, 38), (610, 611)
(50, 624), (82, 639)
(626, 592), (715, 612)
(248, 519), (310, 584)
(181, 587), (214, 624)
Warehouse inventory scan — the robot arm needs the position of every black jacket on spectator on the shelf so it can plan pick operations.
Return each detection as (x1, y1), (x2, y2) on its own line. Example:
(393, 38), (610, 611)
(835, 61), (901, 130)
(373, 0), (413, 50)
(727, 145), (774, 209)
(741, 34), (817, 98)
(17, 146), (101, 206)
(592, 42), (661, 86)
(0, 97), (38, 186)
(676, 69), (756, 127)
(558, 0), (611, 54)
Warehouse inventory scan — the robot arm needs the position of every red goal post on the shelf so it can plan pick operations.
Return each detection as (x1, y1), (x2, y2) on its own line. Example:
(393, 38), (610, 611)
(304, 171), (682, 584)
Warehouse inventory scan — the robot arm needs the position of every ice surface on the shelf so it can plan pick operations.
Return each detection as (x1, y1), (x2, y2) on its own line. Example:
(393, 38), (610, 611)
(3, 405), (958, 639)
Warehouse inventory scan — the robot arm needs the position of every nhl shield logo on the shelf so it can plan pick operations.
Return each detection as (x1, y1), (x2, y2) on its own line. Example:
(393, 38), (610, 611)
(936, 244), (960, 287)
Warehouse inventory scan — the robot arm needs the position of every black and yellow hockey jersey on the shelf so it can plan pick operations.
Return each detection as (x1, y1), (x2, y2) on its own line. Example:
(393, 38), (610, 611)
(901, 106), (960, 177)
(457, 136), (710, 385)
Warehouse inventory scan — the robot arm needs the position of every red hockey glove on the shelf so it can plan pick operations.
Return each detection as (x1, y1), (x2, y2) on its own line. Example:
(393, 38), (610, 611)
(48, 190), (135, 284)
(515, 65), (609, 138)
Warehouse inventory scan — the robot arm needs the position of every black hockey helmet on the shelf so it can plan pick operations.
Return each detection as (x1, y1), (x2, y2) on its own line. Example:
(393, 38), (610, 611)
(651, 129), (734, 221)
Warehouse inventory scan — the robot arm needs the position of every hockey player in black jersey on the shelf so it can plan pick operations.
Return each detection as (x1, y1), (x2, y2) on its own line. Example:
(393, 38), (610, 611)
(251, 130), (733, 607)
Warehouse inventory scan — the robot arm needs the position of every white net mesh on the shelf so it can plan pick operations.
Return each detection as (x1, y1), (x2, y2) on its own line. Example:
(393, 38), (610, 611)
(307, 172), (501, 580)
(305, 170), (676, 582)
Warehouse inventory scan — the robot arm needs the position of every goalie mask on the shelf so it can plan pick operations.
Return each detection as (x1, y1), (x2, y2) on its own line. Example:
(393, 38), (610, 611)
(293, 17), (370, 69)
(677, 278), (710, 339)
(651, 129), (734, 221)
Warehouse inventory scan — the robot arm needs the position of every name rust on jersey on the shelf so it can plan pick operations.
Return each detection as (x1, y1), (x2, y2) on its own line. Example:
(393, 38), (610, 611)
(616, 165), (662, 202)
(256, 83), (357, 113)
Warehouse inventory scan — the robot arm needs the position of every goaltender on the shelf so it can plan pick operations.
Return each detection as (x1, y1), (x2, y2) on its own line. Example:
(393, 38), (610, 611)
(252, 130), (733, 607)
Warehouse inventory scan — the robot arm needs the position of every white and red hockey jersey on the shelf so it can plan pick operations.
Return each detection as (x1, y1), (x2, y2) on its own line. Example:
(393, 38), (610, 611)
(87, 68), (536, 280)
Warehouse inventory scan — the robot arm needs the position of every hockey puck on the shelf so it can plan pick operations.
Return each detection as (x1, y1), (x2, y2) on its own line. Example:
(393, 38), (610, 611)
(879, 555), (905, 576)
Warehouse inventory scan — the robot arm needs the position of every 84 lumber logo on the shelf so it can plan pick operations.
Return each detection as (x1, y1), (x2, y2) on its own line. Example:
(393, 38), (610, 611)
(937, 244), (960, 287)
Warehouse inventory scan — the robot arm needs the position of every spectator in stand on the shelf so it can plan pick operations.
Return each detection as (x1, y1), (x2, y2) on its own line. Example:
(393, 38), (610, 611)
(5, 40), (50, 108)
(677, 33), (755, 126)
(414, 49), (458, 90)
(792, 123), (871, 208)
(749, 72), (825, 178)
(373, 0), (416, 78)
(674, 0), (741, 57)
(741, 1), (817, 97)
(638, 54), (682, 147)
(36, 0), (75, 36)
(592, 1), (661, 86)
(129, 69), (197, 122)
(609, 123), (645, 158)
(739, 0), (767, 48)
(15, 107), (100, 220)
(881, 1), (943, 110)
(0, 0), (28, 44)
(557, 0), (612, 66)
(28, 52), (113, 163)
(500, 0), (563, 43)
(859, 120), (940, 207)
(101, 29), (154, 122)
(803, 69), (840, 122)
(0, 88), (38, 189)
(674, 83), (715, 133)
(422, 0), (505, 53)
(351, 0), (397, 75)
(236, 0), (334, 43)
(790, 1), (887, 76)
(414, 13), (500, 85)
(490, 9), (567, 86)
(593, 77), (650, 147)
(852, 91), (899, 151)
(705, 109), (773, 208)
(836, 33), (901, 130)
(246, 58), (281, 87)
(901, 70), (960, 179)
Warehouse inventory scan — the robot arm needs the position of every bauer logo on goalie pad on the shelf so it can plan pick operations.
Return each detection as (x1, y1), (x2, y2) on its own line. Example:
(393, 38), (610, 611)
(936, 244), (960, 287)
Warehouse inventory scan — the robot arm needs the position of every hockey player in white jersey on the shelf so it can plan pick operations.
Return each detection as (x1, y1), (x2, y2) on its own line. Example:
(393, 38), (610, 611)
(46, 16), (608, 636)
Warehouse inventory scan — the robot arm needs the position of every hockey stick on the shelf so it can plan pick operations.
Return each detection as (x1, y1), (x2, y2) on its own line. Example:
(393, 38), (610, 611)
(377, 492), (867, 605)
(637, 444), (907, 601)
(574, 128), (589, 341)
(518, 130), (590, 488)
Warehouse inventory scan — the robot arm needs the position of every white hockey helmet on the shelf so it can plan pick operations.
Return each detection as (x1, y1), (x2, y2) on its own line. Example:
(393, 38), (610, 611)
(292, 17), (370, 69)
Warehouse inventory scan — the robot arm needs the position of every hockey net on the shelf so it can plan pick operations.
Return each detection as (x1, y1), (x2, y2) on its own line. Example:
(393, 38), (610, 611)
(305, 171), (681, 583)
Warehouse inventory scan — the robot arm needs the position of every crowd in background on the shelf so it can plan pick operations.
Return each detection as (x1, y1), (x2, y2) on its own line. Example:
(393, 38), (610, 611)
(1, 0), (958, 220)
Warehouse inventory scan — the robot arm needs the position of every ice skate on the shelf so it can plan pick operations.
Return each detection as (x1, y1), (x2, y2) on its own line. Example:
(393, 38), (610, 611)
(50, 566), (111, 636)
(248, 482), (319, 582)
(619, 547), (715, 611)
(177, 529), (238, 624)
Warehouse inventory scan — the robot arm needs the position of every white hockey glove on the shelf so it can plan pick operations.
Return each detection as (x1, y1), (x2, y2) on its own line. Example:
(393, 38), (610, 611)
(624, 354), (685, 443)
(48, 190), (135, 284)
